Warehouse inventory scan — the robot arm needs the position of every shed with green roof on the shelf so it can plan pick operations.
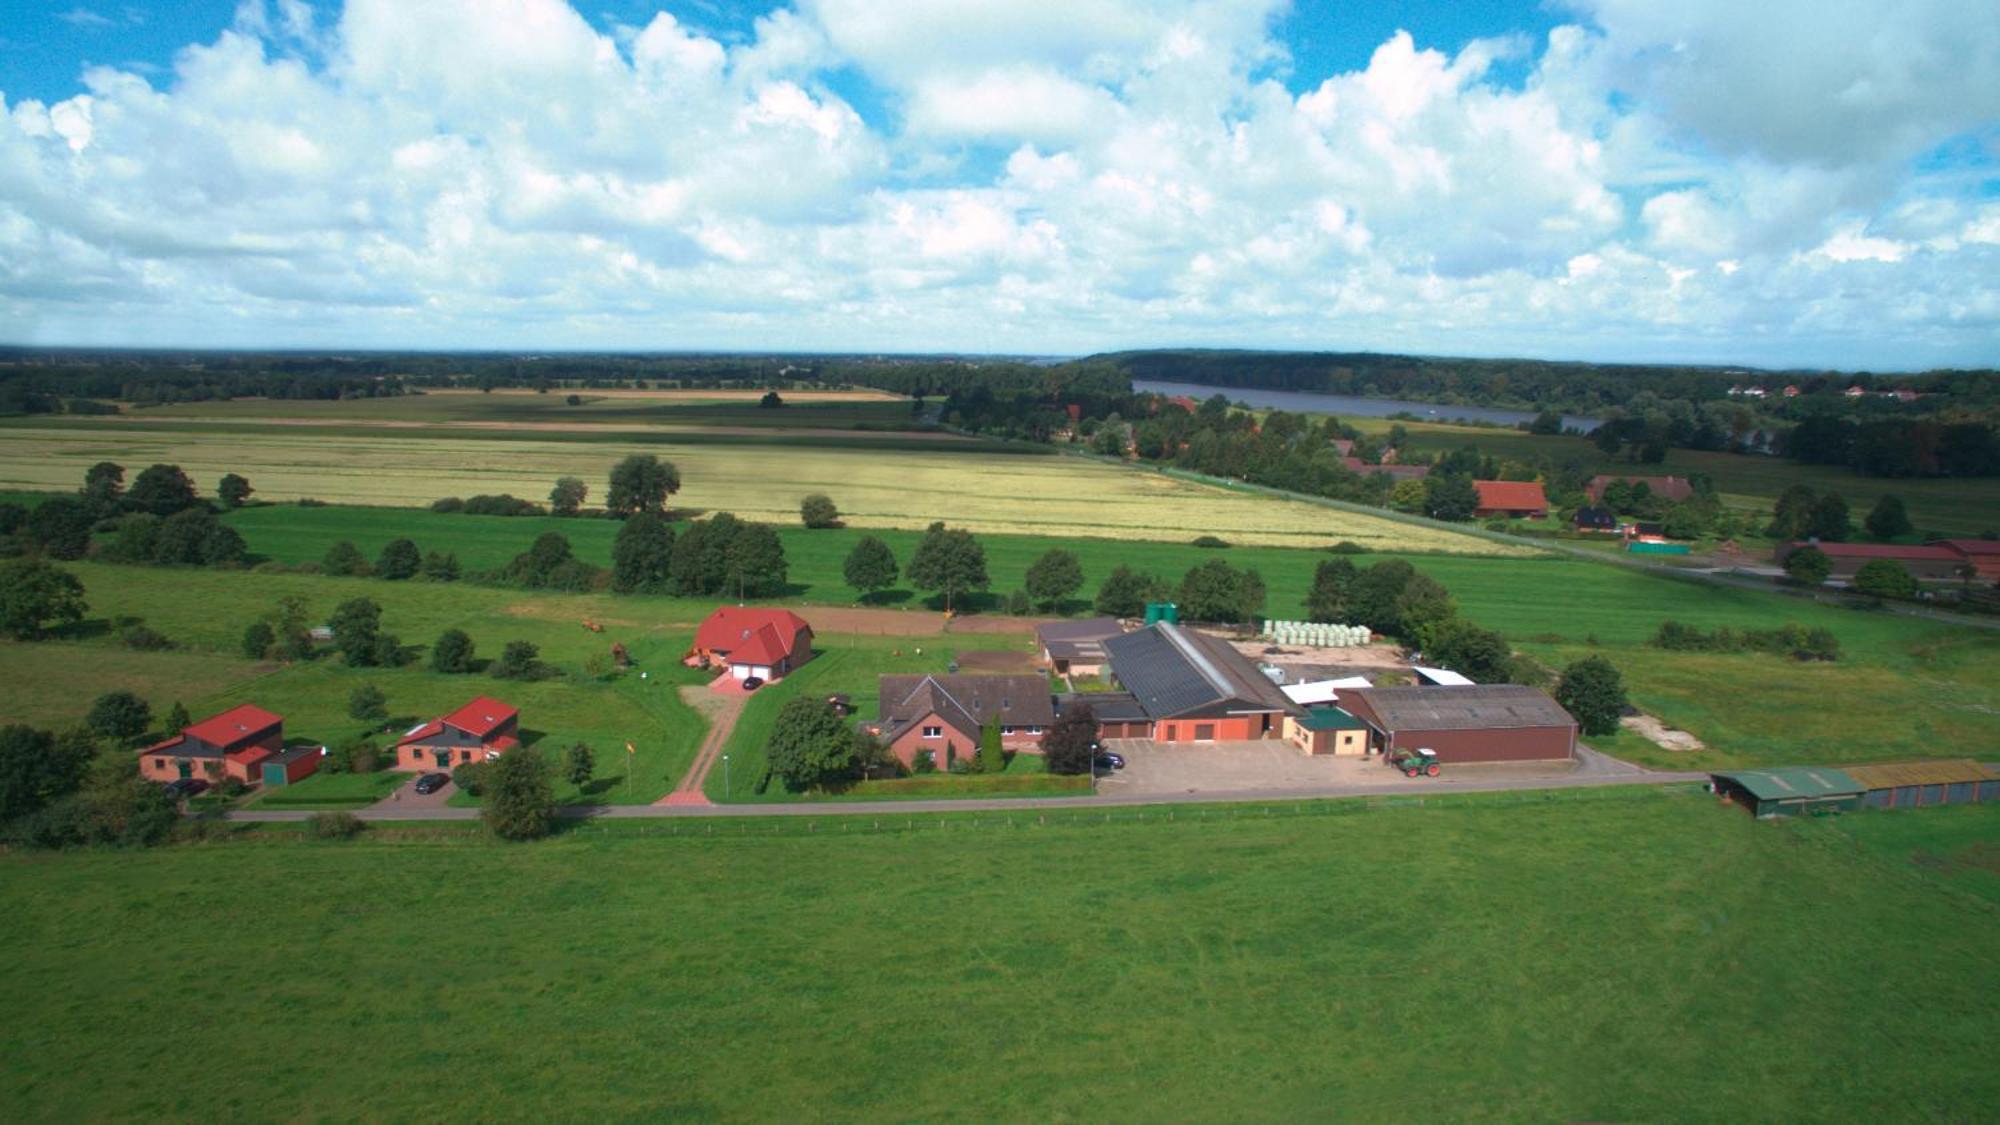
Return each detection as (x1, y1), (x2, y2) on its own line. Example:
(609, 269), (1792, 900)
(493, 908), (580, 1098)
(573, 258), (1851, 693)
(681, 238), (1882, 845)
(1285, 707), (1371, 756)
(1710, 767), (1865, 818)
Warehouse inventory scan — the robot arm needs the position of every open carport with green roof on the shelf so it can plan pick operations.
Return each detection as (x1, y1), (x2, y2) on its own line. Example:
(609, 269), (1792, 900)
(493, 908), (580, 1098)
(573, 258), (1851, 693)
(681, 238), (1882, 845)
(1710, 767), (1865, 818)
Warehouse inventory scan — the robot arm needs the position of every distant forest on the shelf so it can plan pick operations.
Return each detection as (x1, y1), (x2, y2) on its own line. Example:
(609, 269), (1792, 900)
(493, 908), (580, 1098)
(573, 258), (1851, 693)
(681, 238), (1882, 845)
(1092, 349), (2000, 416)
(2, 346), (1995, 478)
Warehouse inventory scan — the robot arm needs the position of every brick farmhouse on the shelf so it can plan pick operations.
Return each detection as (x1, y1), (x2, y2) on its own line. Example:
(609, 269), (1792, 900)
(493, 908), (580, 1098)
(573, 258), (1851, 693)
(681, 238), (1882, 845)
(139, 704), (287, 784)
(395, 696), (520, 772)
(872, 674), (1053, 771)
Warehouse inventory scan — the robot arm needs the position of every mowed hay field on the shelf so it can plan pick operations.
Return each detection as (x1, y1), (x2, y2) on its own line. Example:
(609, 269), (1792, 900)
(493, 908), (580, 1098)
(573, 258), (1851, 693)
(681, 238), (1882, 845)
(0, 421), (1520, 553)
(1, 792), (1995, 1120)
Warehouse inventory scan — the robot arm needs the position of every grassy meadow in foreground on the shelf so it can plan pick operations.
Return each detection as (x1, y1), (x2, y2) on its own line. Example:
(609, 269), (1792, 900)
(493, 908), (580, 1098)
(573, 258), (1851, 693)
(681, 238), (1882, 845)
(0, 791), (1994, 1121)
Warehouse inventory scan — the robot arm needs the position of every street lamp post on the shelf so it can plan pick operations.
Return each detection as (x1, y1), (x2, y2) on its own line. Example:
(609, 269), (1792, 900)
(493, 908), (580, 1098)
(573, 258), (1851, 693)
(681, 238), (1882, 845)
(723, 754), (731, 799)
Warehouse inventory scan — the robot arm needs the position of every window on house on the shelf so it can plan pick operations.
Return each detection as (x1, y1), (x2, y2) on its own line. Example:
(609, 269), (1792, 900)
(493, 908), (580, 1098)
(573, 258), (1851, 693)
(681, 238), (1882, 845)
(460, 751), (472, 763)
(922, 726), (942, 738)
(153, 759), (165, 768)
(1026, 726), (1042, 735)
(1002, 726), (1015, 735)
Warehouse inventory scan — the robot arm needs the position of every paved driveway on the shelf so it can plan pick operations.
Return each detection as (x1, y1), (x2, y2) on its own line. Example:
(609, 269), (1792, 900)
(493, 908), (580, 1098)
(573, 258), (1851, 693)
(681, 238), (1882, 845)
(1094, 739), (1636, 799)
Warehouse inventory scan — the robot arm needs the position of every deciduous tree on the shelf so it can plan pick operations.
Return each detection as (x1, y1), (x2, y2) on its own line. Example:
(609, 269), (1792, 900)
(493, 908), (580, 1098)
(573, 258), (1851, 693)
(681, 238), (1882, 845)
(1555, 656), (1626, 736)
(430, 628), (475, 673)
(907, 522), (988, 613)
(323, 541), (369, 576)
(1864, 494), (1913, 541)
(766, 697), (857, 791)
(375, 538), (421, 580)
(1024, 549), (1084, 611)
(606, 454), (679, 516)
(217, 473), (253, 509)
(799, 493), (840, 529)
(1043, 703), (1097, 775)
(0, 559), (87, 639)
(611, 512), (674, 594)
(491, 640), (542, 680)
(87, 691), (152, 746)
(1783, 546), (1832, 586)
(347, 684), (387, 726)
(127, 464), (199, 515)
(564, 742), (595, 787)
(329, 597), (383, 665)
(483, 751), (555, 840)
(1305, 558), (1357, 623)
(1093, 565), (1163, 618)
(842, 535), (898, 600)
(549, 476), (588, 517)
(1852, 559), (1918, 600)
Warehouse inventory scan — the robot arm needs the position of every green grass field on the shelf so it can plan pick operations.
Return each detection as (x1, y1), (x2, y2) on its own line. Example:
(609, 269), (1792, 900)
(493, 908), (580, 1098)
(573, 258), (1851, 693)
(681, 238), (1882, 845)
(0, 789), (1994, 1120)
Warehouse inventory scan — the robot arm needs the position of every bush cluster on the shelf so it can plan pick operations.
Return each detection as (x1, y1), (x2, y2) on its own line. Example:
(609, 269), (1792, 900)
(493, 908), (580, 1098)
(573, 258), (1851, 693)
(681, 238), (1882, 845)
(1651, 620), (1840, 661)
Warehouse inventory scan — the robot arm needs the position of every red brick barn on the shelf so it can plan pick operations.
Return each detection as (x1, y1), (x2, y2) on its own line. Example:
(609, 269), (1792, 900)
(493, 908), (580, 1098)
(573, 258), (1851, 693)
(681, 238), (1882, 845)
(873, 674), (1054, 771)
(690, 607), (814, 682)
(1472, 481), (1549, 519)
(138, 704), (285, 784)
(1098, 622), (1299, 743)
(1339, 685), (1577, 764)
(395, 696), (520, 772)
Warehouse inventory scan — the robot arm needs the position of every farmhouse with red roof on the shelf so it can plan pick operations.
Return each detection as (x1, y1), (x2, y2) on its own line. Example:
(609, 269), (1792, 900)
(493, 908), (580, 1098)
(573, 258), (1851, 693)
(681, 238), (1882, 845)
(139, 704), (287, 784)
(395, 696), (520, 772)
(690, 607), (815, 683)
(1472, 480), (1549, 519)
(1776, 540), (1999, 582)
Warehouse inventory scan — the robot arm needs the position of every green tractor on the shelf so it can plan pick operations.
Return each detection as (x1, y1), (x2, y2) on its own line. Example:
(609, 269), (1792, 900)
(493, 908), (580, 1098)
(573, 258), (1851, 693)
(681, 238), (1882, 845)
(1392, 747), (1441, 778)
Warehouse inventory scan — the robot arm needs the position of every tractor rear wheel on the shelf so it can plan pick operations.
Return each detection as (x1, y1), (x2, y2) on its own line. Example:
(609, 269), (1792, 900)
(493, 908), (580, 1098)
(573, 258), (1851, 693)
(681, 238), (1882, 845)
(1405, 767), (1419, 777)
(1427, 765), (1440, 777)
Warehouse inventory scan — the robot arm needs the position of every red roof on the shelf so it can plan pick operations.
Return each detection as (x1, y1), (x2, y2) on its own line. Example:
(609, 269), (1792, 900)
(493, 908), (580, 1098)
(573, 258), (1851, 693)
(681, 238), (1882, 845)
(1473, 481), (1549, 512)
(184, 704), (283, 749)
(226, 746), (274, 767)
(395, 720), (445, 747)
(442, 696), (518, 739)
(694, 607), (811, 666)
(1787, 542), (1959, 561)
(1934, 539), (2000, 556)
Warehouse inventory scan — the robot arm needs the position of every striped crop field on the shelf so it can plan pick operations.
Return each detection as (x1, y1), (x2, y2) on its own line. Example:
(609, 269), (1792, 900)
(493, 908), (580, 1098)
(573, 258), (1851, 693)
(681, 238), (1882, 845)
(0, 422), (1528, 554)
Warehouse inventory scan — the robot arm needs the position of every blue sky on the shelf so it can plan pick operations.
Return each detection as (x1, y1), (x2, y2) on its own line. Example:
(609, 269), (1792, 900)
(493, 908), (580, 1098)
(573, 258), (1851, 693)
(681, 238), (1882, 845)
(0, 0), (1995, 368)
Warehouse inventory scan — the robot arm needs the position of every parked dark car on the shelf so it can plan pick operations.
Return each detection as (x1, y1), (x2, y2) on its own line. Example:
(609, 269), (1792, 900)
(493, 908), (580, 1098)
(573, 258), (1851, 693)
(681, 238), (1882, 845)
(740, 677), (764, 691)
(413, 772), (450, 795)
(1093, 752), (1125, 772)
(163, 778), (211, 799)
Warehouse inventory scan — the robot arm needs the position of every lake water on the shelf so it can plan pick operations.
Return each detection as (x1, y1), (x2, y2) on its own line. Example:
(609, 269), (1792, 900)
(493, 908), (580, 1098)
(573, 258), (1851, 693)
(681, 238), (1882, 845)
(1134, 379), (1603, 432)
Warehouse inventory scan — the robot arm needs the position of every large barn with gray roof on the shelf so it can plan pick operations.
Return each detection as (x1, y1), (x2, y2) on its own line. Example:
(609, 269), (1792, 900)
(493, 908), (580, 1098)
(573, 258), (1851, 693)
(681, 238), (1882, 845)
(1097, 621), (1300, 742)
(1338, 684), (1578, 764)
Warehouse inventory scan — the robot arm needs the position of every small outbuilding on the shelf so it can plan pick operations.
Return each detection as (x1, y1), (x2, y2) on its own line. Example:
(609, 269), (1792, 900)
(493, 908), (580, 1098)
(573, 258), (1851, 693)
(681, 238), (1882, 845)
(260, 745), (325, 787)
(1709, 767), (1864, 818)
(1411, 666), (1475, 687)
(1284, 707), (1371, 756)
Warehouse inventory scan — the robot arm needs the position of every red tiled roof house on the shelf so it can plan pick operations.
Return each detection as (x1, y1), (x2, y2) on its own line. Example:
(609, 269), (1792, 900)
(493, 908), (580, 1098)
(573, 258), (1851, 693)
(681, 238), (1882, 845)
(690, 607), (814, 682)
(1473, 480), (1549, 519)
(870, 674), (1054, 771)
(139, 704), (286, 784)
(395, 696), (520, 772)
